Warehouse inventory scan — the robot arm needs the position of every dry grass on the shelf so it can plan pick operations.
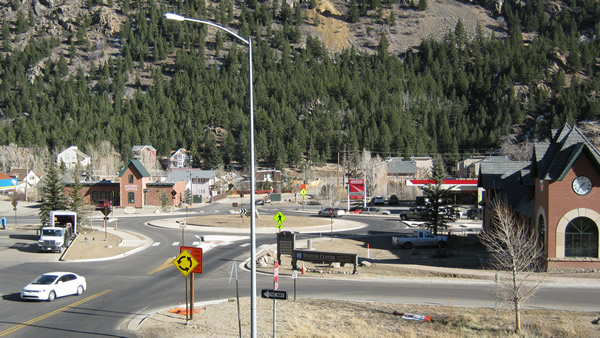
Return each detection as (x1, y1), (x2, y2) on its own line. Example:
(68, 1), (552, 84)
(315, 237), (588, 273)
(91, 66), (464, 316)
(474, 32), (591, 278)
(138, 297), (600, 337)
(62, 230), (132, 260)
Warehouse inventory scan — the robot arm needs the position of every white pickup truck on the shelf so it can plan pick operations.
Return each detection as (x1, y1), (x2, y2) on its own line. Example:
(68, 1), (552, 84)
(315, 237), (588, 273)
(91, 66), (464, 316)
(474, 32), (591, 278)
(392, 230), (448, 249)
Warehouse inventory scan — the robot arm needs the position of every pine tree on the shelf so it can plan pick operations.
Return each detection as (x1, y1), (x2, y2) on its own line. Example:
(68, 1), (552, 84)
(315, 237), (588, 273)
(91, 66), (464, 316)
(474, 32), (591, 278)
(39, 161), (67, 225)
(421, 156), (452, 236)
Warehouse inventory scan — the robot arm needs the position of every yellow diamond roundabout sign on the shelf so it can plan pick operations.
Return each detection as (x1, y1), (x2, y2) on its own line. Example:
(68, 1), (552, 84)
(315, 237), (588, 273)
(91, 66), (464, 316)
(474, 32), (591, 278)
(173, 250), (199, 277)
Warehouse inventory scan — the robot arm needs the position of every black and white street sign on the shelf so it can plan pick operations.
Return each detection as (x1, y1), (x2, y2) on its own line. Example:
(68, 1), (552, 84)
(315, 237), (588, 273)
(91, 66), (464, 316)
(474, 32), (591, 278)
(261, 289), (287, 300)
(240, 208), (247, 216)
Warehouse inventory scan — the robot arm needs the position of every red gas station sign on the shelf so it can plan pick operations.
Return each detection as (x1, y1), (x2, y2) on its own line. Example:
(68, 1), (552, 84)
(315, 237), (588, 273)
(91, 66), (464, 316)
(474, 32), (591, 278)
(349, 179), (365, 200)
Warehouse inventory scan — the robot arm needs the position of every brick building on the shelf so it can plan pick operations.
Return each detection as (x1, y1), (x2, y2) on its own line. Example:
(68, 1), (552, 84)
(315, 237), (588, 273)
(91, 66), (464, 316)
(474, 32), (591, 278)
(66, 160), (187, 208)
(479, 124), (600, 271)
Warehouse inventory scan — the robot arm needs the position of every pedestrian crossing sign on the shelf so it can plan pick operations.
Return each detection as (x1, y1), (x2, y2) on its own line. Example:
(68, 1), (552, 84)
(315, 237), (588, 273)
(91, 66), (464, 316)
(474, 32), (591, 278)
(273, 212), (286, 228)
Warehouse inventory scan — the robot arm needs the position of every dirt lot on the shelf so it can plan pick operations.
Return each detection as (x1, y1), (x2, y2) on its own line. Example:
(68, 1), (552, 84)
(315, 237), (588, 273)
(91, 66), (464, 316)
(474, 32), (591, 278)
(62, 230), (134, 261)
(137, 297), (600, 337)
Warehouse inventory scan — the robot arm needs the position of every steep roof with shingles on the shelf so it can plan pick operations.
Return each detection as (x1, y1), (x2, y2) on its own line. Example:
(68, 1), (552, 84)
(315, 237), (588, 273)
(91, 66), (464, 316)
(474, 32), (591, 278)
(535, 124), (600, 180)
(479, 158), (531, 210)
(387, 158), (417, 175)
(119, 160), (151, 178)
(168, 169), (216, 182)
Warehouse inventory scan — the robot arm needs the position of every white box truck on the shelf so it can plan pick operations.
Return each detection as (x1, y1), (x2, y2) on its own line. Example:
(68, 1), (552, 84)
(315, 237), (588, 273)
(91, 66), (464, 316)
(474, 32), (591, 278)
(38, 211), (77, 253)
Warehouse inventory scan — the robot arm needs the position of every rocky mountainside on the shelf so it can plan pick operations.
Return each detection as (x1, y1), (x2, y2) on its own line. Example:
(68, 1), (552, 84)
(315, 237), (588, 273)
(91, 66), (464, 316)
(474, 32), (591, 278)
(1, 0), (504, 81)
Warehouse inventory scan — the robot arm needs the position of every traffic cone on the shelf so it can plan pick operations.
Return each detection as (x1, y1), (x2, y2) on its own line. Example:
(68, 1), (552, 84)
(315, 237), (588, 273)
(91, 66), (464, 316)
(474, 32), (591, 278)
(301, 263), (306, 275)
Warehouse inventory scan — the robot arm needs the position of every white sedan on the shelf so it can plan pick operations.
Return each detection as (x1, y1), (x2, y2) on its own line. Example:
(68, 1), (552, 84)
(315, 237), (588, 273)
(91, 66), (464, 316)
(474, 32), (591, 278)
(21, 272), (87, 301)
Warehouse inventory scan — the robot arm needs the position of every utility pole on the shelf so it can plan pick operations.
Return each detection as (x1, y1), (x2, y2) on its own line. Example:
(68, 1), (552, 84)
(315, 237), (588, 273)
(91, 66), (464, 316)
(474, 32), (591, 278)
(337, 151), (340, 190)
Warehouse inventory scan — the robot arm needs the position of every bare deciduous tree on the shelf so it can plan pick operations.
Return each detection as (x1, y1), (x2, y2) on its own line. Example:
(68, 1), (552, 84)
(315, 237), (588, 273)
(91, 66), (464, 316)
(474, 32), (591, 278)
(479, 198), (544, 333)
(0, 143), (50, 174)
(357, 150), (385, 198)
(87, 141), (123, 180)
(319, 183), (338, 208)
(499, 135), (534, 161)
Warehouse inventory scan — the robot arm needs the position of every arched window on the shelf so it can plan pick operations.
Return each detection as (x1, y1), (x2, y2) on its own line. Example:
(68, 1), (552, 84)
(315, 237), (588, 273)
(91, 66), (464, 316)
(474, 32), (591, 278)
(565, 218), (598, 258)
(128, 174), (134, 184)
(537, 215), (545, 252)
(128, 192), (135, 204)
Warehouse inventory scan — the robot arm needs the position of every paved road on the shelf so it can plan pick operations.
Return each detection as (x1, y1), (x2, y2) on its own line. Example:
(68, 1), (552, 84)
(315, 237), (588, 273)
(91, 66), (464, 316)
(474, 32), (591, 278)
(0, 201), (598, 337)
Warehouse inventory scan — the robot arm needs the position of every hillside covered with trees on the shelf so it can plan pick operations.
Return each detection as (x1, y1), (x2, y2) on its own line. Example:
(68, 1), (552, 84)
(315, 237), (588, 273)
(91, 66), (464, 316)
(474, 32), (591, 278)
(0, 0), (598, 171)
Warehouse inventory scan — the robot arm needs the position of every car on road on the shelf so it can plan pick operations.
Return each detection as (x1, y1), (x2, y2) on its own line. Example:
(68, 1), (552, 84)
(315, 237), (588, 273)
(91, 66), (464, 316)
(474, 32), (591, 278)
(21, 272), (87, 301)
(399, 207), (429, 220)
(255, 198), (271, 205)
(371, 196), (385, 205)
(95, 200), (112, 210)
(466, 207), (482, 220)
(388, 194), (399, 205)
(349, 205), (363, 214)
(360, 207), (391, 215)
(318, 208), (345, 217)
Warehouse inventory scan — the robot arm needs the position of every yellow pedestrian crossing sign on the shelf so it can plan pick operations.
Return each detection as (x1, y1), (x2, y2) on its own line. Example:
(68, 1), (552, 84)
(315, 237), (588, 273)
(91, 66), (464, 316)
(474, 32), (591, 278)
(300, 188), (307, 197)
(274, 212), (286, 229)
(173, 250), (199, 277)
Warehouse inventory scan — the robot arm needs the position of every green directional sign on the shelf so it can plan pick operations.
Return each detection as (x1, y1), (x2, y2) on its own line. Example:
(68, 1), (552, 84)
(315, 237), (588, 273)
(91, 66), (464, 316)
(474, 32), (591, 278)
(273, 212), (286, 228)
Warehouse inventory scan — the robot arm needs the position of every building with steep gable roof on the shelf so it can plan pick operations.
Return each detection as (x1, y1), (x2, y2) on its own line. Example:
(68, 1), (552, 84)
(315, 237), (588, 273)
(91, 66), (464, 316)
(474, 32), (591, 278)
(118, 159), (186, 208)
(57, 146), (91, 169)
(479, 124), (600, 271)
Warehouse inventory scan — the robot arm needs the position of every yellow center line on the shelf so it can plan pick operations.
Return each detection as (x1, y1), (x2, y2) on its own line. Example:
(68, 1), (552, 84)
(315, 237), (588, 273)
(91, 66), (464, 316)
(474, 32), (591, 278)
(0, 289), (112, 337)
(147, 257), (176, 275)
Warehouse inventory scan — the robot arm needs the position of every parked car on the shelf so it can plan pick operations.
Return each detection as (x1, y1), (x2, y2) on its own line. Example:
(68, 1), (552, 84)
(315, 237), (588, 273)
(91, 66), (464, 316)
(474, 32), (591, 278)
(466, 207), (482, 220)
(388, 195), (399, 205)
(439, 206), (458, 221)
(255, 198), (271, 205)
(21, 272), (87, 301)
(392, 230), (449, 249)
(399, 207), (429, 220)
(360, 207), (391, 215)
(372, 196), (385, 205)
(349, 205), (363, 214)
(95, 200), (112, 210)
(318, 208), (345, 217)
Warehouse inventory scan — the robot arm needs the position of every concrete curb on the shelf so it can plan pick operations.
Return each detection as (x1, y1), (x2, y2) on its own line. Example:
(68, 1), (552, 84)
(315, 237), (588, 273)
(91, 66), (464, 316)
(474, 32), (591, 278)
(61, 230), (154, 263)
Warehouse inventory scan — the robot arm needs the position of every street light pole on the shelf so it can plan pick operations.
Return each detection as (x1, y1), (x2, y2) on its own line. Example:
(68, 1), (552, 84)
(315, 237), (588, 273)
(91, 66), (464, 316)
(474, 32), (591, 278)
(164, 13), (258, 338)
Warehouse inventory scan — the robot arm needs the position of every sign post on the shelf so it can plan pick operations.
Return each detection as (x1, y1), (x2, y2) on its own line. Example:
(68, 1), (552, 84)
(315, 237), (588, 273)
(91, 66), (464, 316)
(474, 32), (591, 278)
(174, 247), (203, 322)
(101, 206), (111, 242)
(292, 270), (298, 301)
(300, 188), (306, 211)
(11, 199), (18, 228)
(273, 260), (279, 338)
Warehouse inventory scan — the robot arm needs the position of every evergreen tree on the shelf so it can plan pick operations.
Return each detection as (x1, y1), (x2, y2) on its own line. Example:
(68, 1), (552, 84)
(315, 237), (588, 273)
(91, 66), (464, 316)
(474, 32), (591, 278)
(421, 156), (452, 236)
(39, 161), (67, 225)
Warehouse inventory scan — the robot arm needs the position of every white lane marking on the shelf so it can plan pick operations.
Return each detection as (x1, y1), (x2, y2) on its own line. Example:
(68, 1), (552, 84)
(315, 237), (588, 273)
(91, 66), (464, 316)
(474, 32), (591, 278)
(172, 242), (180, 246)
(192, 241), (200, 246)
(203, 235), (248, 242)
(239, 243), (250, 247)
(152, 242), (160, 247)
